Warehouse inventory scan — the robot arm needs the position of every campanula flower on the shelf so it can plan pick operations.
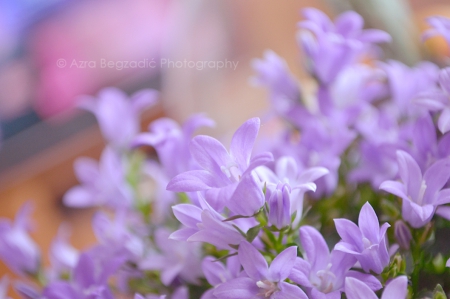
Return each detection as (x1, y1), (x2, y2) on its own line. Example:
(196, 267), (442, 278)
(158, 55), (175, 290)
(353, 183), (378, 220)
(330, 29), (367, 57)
(345, 276), (408, 299)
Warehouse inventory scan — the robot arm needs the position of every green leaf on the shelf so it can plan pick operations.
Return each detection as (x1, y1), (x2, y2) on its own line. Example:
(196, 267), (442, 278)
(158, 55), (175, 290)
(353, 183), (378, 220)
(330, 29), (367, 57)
(246, 225), (261, 242)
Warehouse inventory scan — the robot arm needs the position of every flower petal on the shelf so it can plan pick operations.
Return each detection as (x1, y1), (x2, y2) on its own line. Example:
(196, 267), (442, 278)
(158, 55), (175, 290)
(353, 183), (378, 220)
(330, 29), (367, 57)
(230, 118), (260, 169)
(381, 276), (408, 299)
(238, 241), (268, 280)
(345, 277), (378, 299)
(268, 246), (297, 281)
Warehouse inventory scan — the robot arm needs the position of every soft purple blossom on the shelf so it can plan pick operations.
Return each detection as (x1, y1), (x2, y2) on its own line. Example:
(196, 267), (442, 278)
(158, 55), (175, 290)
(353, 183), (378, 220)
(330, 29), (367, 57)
(298, 8), (390, 84)
(140, 228), (203, 286)
(415, 67), (450, 134)
(167, 117), (273, 214)
(380, 150), (450, 228)
(48, 225), (79, 279)
(345, 276), (408, 299)
(394, 220), (412, 251)
(334, 202), (390, 274)
(0, 203), (40, 276)
(43, 251), (125, 299)
(170, 194), (248, 249)
(423, 16), (450, 45)
(79, 87), (158, 149)
(133, 114), (215, 178)
(63, 147), (133, 208)
(213, 241), (307, 299)
(290, 226), (349, 298)
(251, 50), (301, 116)
(201, 255), (241, 299)
(257, 156), (329, 226)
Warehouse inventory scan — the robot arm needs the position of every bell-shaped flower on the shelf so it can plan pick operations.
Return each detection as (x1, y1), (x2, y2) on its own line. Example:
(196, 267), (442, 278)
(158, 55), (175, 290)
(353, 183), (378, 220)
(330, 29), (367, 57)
(133, 114), (215, 178)
(213, 241), (308, 299)
(167, 117), (273, 214)
(42, 251), (124, 299)
(63, 147), (133, 209)
(79, 87), (158, 149)
(334, 202), (390, 274)
(200, 255), (241, 299)
(258, 156), (329, 226)
(170, 196), (246, 250)
(139, 228), (203, 286)
(345, 276), (408, 299)
(48, 225), (79, 280)
(298, 8), (390, 85)
(289, 226), (381, 299)
(0, 203), (40, 276)
(251, 50), (301, 116)
(423, 16), (450, 46)
(380, 150), (450, 228)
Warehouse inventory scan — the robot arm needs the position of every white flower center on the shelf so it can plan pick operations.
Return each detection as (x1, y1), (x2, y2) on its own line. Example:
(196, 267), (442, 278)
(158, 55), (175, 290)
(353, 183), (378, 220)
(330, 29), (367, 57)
(256, 279), (279, 297)
(312, 263), (336, 294)
(220, 163), (241, 182)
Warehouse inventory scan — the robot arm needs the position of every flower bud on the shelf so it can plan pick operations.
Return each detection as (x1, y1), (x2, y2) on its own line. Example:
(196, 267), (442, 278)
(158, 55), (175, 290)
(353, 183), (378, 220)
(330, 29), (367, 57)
(394, 220), (412, 250)
(267, 183), (291, 229)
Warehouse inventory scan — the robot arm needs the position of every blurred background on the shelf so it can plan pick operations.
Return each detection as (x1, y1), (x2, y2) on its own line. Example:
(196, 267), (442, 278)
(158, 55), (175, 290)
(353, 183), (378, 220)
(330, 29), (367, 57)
(0, 0), (449, 294)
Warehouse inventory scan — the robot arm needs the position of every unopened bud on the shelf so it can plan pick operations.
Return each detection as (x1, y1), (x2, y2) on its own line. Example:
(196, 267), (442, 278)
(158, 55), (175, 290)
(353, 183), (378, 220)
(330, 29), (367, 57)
(395, 220), (412, 250)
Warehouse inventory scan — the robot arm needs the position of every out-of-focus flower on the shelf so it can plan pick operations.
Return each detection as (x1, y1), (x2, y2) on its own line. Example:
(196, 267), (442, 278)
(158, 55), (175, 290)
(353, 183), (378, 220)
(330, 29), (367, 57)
(251, 50), (301, 116)
(134, 114), (215, 178)
(214, 241), (307, 299)
(43, 251), (123, 299)
(345, 276), (408, 299)
(0, 203), (40, 277)
(423, 16), (450, 45)
(334, 202), (390, 274)
(48, 225), (79, 279)
(139, 228), (203, 286)
(200, 255), (241, 299)
(63, 147), (133, 209)
(380, 151), (450, 228)
(79, 87), (158, 150)
(298, 8), (390, 85)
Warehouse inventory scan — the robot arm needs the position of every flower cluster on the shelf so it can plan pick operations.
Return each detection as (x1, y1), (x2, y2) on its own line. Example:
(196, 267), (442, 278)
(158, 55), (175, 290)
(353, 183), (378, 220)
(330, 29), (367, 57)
(2, 7), (450, 299)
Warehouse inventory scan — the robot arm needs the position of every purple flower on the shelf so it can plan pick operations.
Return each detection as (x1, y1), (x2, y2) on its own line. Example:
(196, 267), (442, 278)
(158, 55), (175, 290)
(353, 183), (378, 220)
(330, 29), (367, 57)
(43, 251), (125, 299)
(140, 228), (203, 286)
(251, 50), (301, 116)
(170, 197), (246, 250)
(380, 150), (450, 228)
(345, 276), (408, 299)
(201, 255), (241, 299)
(133, 114), (215, 178)
(79, 87), (158, 149)
(48, 225), (79, 279)
(63, 147), (133, 209)
(290, 226), (350, 298)
(167, 117), (273, 215)
(213, 241), (308, 299)
(257, 156), (329, 227)
(334, 202), (390, 274)
(394, 220), (412, 251)
(415, 67), (450, 134)
(0, 203), (40, 276)
(298, 8), (390, 84)
(423, 16), (450, 46)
